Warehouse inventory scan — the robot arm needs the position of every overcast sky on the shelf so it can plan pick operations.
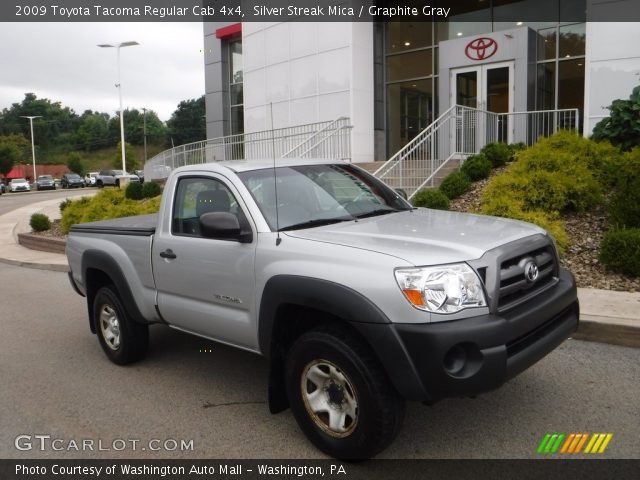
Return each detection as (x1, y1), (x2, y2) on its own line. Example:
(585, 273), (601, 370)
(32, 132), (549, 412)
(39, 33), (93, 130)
(0, 22), (205, 121)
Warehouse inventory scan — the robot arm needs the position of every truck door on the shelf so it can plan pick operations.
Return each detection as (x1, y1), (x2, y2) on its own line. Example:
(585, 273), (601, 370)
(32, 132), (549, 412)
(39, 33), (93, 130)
(152, 174), (258, 351)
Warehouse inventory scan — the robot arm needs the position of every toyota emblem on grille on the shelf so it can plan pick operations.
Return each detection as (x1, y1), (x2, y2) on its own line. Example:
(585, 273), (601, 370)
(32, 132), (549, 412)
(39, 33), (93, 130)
(524, 261), (539, 283)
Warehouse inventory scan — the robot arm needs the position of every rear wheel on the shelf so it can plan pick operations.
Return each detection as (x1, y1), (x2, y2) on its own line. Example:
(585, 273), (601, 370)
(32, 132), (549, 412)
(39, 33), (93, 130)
(93, 285), (148, 365)
(285, 327), (404, 460)
(97, 180), (103, 188)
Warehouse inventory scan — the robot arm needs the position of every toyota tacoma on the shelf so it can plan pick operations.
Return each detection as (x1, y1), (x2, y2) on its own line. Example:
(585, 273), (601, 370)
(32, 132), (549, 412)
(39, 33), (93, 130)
(66, 159), (579, 459)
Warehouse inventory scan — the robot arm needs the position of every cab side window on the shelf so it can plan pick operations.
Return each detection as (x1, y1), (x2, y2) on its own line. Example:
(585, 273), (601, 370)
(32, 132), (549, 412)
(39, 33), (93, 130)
(172, 177), (244, 237)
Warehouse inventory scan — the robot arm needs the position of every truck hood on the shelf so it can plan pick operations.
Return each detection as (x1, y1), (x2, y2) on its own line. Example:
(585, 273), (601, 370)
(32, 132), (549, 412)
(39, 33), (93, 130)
(284, 208), (546, 265)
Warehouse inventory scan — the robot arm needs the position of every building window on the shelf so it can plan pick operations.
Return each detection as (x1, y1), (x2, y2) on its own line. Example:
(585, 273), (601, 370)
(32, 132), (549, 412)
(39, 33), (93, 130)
(535, 22), (586, 125)
(380, 1), (586, 158)
(229, 38), (243, 135)
(384, 22), (438, 156)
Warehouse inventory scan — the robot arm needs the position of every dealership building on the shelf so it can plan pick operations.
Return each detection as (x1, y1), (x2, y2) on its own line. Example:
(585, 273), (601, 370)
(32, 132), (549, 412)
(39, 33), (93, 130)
(202, 0), (639, 166)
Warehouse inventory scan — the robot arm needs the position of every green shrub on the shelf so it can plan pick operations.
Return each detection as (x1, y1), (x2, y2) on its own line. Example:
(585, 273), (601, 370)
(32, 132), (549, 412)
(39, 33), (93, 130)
(439, 171), (471, 199)
(608, 148), (640, 228)
(412, 188), (450, 210)
(59, 198), (72, 213)
(461, 154), (492, 181)
(592, 85), (640, 151)
(483, 131), (610, 213)
(61, 189), (161, 234)
(599, 228), (640, 276)
(125, 181), (144, 200)
(142, 181), (162, 198)
(508, 142), (527, 161)
(30, 213), (51, 232)
(481, 142), (511, 168)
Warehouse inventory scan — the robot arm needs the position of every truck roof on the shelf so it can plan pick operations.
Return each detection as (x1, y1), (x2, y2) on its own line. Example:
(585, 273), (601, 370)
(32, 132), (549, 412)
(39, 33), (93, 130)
(175, 158), (350, 174)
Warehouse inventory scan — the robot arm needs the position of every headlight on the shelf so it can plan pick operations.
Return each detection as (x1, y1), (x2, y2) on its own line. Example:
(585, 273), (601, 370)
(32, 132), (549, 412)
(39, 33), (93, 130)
(395, 263), (487, 314)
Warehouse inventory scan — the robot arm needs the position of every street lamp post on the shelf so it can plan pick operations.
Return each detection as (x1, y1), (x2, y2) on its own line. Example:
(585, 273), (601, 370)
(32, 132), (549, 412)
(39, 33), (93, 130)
(98, 41), (139, 173)
(20, 115), (42, 182)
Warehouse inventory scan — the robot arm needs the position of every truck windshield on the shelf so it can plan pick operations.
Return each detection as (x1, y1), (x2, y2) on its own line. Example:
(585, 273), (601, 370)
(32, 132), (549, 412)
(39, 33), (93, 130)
(238, 164), (412, 231)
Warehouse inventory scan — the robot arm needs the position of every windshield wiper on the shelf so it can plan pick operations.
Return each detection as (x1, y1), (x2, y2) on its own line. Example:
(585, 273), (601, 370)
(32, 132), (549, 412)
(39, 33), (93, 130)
(279, 216), (354, 232)
(354, 208), (402, 219)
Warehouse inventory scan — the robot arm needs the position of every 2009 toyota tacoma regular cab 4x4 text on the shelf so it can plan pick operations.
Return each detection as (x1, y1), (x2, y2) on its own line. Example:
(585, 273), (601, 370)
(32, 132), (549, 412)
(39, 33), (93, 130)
(67, 159), (579, 459)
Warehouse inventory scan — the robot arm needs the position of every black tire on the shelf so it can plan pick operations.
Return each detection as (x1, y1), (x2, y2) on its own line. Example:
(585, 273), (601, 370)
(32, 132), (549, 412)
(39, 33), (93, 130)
(116, 179), (120, 188)
(285, 326), (405, 460)
(92, 285), (148, 365)
(97, 180), (103, 188)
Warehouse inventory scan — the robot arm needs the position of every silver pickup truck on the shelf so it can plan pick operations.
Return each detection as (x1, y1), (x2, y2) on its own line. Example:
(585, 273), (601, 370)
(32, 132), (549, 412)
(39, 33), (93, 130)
(67, 159), (579, 459)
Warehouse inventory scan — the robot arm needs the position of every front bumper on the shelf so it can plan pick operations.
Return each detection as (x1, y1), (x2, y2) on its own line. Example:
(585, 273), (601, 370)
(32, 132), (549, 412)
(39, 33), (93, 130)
(353, 268), (578, 402)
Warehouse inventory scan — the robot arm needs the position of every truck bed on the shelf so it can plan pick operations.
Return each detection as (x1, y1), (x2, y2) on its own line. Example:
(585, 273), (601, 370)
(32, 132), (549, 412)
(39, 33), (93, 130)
(69, 214), (157, 236)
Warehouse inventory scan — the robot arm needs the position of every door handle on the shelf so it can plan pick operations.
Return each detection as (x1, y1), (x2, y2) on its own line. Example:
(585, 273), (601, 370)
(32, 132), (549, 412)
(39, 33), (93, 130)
(159, 249), (177, 259)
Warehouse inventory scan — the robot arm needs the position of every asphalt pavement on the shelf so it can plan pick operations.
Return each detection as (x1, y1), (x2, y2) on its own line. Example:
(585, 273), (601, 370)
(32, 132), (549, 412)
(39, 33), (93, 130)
(0, 261), (638, 459)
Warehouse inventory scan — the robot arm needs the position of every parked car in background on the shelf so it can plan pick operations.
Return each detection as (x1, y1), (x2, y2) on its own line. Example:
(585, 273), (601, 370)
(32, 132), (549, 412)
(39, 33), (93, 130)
(85, 172), (99, 187)
(61, 173), (86, 189)
(134, 170), (145, 184)
(96, 170), (140, 188)
(35, 175), (56, 191)
(0, 181), (6, 194)
(8, 178), (30, 192)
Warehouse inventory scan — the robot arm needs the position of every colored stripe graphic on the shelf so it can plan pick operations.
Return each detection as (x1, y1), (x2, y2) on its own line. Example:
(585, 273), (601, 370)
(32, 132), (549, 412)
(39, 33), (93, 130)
(538, 433), (613, 454)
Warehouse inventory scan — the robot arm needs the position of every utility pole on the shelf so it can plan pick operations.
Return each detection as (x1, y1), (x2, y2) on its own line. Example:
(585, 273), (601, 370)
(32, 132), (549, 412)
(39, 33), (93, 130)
(20, 115), (42, 182)
(142, 107), (148, 162)
(98, 41), (139, 172)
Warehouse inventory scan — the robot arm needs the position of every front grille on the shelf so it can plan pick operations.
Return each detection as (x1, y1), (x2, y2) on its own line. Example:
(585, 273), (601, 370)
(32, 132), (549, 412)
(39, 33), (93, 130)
(497, 245), (557, 311)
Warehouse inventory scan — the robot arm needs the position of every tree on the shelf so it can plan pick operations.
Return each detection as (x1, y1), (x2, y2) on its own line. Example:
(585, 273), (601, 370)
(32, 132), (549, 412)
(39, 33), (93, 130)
(0, 93), (80, 151)
(0, 144), (19, 178)
(0, 134), (30, 178)
(166, 96), (206, 146)
(112, 141), (139, 171)
(75, 112), (112, 151)
(592, 85), (640, 151)
(66, 152), (84, 176)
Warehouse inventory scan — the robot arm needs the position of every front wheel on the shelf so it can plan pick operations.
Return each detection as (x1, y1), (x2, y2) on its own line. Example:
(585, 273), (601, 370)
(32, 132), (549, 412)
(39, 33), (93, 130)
(286, 327), (405, 460)
(93, 285), (148, 365)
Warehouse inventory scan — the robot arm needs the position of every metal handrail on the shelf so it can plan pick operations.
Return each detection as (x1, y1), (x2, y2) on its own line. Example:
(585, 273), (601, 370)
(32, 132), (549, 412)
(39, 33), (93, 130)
(282, 117), (349, 157)
(144, 117), (353, 180)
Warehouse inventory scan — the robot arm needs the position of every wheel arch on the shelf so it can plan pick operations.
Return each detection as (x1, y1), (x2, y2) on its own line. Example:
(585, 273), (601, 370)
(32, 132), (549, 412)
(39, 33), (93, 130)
(259, 275), (427, 412)
(81, 250), (149, 333)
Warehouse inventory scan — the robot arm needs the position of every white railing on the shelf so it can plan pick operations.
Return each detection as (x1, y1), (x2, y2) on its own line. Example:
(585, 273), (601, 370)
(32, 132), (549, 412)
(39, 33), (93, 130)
(375, 105), (579, 199)
(145, 118), (352, 180)
(282, 117), (352, 160)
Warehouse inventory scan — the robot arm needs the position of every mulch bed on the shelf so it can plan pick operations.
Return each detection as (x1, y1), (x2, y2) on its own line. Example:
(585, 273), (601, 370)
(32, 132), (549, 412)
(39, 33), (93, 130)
(450, 170), (640, 292)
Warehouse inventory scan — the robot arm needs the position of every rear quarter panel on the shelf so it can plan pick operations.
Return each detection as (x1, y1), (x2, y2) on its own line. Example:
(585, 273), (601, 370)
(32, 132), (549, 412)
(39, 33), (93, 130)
(67, 232), (161, 323)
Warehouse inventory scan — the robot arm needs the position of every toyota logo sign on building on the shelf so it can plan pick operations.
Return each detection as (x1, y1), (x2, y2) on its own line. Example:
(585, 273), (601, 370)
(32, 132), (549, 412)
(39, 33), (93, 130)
(465, 37), (498, 61)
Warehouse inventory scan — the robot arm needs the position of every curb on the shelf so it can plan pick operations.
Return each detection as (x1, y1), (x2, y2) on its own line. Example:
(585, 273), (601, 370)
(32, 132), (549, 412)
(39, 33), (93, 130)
(0, 256), (69, 272)
(575, 319), (640, 349)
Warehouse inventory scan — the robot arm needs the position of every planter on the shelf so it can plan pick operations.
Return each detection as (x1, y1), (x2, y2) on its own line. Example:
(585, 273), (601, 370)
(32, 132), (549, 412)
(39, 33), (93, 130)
(17, 233), (66, 254)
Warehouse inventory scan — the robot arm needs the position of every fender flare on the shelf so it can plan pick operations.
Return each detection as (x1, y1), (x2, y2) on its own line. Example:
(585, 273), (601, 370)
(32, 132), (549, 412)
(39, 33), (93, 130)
(258, 275), (428, 407)
(258, 275), (390, 357)
(81, 250), (150, 332)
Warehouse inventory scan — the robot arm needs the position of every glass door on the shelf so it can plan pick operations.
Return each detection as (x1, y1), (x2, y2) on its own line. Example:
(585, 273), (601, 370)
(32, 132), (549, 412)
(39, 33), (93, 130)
(451, 62), (514, 146)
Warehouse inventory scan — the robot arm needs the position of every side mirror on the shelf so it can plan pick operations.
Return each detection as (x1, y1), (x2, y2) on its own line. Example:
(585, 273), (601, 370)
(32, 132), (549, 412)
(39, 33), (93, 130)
(199, 212), (252, 243)
(395, 188), (408, 200)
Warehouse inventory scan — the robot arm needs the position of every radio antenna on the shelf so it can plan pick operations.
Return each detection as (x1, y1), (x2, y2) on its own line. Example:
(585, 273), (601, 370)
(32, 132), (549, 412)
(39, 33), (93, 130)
(270, 102), (281, 246)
